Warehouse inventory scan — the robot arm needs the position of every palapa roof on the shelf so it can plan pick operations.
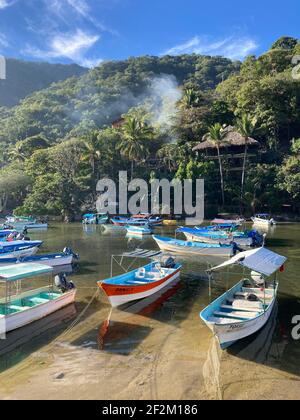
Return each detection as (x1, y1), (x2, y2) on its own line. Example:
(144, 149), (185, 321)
(193, 126), (260, 152)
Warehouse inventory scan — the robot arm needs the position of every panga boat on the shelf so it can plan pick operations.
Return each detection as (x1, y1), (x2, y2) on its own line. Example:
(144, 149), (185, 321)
(82, 213), (109, 225)
(251, 214), (276, 226)
(98, 249), (181, 307)
(0, 240), (43, 259)
(6, 216), (48, 230)
(0, 263), (76, 335)
(0, 247), (78, 267)
(200, 247), (287, 349)
(126, 225), (153, 236)
(177, 227), (263, 247)
(153, 235), (233, 257)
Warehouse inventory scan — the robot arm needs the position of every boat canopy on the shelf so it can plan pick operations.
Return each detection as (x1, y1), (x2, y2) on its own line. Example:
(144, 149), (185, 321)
(211, 218), (241, 225)
(0, 263), (53, 282)
(115, 249), (163, 259)
(209, 247), (287, 277)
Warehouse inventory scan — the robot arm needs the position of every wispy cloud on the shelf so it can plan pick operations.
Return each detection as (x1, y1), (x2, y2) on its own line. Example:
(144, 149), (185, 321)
(24, 29), (102, 67)
(163, 35), (258, 60)
(0, 0), (16, 9)
(0, 33), (8, 48)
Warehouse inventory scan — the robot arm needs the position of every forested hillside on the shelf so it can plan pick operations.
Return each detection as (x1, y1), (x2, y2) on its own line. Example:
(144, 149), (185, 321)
(0, 59), (87, 107)
(0, 36), (300, 219)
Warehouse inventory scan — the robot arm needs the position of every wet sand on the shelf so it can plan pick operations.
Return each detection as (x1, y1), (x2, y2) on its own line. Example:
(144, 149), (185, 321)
(0, 224), (300, 400)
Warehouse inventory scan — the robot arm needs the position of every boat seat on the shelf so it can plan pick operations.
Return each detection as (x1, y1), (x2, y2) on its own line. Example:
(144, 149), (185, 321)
(8, 305), (31, 311)
(135, 268), (146, 279)
(26, 297), (49, 305)
(220, 304), (261, 313)
(213, 311), (259, 320)
(126, 279), (151, 285)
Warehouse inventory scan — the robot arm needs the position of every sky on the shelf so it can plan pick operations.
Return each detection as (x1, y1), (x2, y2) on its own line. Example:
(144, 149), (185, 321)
(0, 0), (299, 68)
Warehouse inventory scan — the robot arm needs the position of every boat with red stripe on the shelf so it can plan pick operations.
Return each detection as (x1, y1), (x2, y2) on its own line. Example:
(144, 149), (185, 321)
(98, 249), (181, 307)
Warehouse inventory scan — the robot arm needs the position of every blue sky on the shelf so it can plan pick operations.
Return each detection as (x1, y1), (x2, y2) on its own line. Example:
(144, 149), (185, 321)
(0, 0), (299, 67)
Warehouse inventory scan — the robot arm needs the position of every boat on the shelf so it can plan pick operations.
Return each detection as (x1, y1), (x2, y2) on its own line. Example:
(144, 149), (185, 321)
(153, 235), (233, 257)
(131, 214), (163, 226)
(0, 240), (43, 259)
(98, 249), (181, 307)
(5, 216), (48, 230)
(0, 263), (76, 335)
(0, 247), (78, 267)
(0, 230), (17, 239)
(211, 217), (245, 226)
(82, 213), (109, 225)
(126, 225), (153, 236)
(251, 214), (276, 226)
(177, 227), (263, 247)
(111, 214), (162, 227)
(200, 247), (287, 349)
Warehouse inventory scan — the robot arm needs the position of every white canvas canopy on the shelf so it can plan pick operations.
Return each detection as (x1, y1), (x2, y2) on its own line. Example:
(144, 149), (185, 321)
(209, 247), (287, 277)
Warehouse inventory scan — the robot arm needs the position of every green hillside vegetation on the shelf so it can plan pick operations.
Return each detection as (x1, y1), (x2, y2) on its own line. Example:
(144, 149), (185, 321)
(0, 36), (299, 219)
(0, 59), (87, 108)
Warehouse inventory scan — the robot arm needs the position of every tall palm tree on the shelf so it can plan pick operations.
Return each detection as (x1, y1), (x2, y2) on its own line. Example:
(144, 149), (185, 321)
(203, 123), (227, 206)
(81, 130), (101, 177)
(118, 116), (153, 180)
(235, 114), (256, 204)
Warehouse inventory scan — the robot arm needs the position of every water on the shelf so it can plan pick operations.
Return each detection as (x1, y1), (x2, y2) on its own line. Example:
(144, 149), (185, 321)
(0, 223), (299, 400)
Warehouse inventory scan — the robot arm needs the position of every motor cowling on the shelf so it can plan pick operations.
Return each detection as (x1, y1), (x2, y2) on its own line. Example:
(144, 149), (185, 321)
(160, 256), (176, 268)
(63, 247), (79, 260)
(54, 273), (75, 293)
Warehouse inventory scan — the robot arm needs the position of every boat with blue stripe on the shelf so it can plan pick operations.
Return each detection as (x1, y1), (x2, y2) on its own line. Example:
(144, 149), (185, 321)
(200, 247), (287, 349)
(0, 240), (43, 259)
(153, 235), (233, 257)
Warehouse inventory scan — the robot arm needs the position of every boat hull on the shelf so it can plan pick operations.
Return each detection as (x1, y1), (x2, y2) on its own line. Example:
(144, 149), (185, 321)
(0, 287), (76, 334)
(0, 246), (40, 259)
(0, 253), (73, 267)
(99, 268), (181, 307)
(212, 298), (276, 349)
(183, 232), (253, 247)
(153, 236), (232, 257)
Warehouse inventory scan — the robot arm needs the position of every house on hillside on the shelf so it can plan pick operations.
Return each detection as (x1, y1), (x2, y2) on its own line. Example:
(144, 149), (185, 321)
(192, 126), (261, 172)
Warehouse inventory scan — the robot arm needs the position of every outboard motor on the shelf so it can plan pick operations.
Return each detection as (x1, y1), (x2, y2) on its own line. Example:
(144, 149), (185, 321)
(63, 247), (79, 261)
(231, 241), (244, 256)
(160, 256), (176, 268)
(54, 273), (75, 293)
(251, 270), (265, 287)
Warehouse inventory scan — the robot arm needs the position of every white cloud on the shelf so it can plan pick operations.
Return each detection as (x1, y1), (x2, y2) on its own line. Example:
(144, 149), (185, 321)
(0, 0), (16, 9)
(163, 35), (258, 60)
(0, 33), (8, 48)
(24, 29), (101, 67)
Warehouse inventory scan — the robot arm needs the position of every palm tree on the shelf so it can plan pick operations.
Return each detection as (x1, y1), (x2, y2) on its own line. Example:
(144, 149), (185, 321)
(235, 114), (256, 204)
(81, 130), (101, 177)
(8, 143), (26, 163)
(118, 116), (153, 180)
(180, 88), (201, 109)
(203, 123), (227, 206)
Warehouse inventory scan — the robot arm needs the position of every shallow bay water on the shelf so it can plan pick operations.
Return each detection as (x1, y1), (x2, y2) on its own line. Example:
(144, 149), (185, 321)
(0, 223), (299, 400)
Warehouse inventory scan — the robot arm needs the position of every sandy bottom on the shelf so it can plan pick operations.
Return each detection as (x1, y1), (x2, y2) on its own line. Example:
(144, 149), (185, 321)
(0, 296), (299, 401)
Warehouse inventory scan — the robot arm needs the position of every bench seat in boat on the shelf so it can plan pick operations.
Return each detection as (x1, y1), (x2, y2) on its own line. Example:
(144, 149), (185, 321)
(220, 304), (262, 313)
(208, 316), (241, 324)
(213, 310), (260, 320)
(7, 305), (31, 312)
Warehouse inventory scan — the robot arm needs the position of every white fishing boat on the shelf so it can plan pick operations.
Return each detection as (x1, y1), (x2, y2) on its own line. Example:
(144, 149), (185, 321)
(251, 214), (276, 226)
(153, 235), (233, 257)
(126, 225), (153, 236)
(98, 249), (181, 307)
(0, 263), (76, 335)
(200, 247), (287, 349)
(0, 247), (78, 267)
(0, 240), (43, 259)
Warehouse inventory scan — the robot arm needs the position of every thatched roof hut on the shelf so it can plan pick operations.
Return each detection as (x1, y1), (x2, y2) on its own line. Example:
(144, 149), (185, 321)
(192, 126), (260, 152)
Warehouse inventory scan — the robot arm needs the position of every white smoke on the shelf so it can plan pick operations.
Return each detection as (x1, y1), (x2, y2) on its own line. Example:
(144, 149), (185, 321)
(148, 74), (182, 132)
